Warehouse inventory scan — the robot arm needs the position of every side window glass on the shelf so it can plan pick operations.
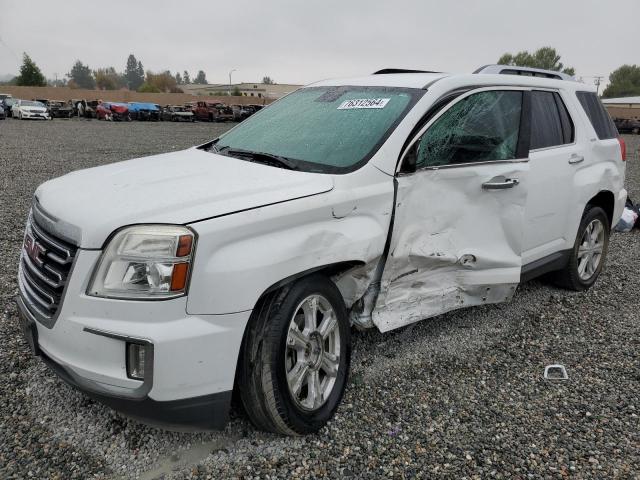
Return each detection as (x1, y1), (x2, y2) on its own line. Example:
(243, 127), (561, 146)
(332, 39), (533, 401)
(415, 90), (522, 168)
(530, 91), (564, 149)
(576, 91), (617, 140)
(554, 93), (575, 144)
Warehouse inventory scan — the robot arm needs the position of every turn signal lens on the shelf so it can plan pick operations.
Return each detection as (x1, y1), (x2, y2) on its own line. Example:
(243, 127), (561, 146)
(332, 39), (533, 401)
(170, 263), (189, 291)
(176, 235), (193, 257)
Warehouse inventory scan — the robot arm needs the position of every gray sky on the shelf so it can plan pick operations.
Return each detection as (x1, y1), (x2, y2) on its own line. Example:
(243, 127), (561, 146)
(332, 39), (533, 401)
(0, 0), (636, 88)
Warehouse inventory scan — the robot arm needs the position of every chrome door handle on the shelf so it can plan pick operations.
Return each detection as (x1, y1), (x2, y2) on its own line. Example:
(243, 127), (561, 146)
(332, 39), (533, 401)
(482, 176), (519, 190)
(568, 154), (584, 164)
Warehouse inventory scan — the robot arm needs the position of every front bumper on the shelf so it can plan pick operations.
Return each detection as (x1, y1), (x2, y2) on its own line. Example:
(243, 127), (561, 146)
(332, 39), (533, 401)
(17, 248), (251, 430)
(21, 111), (49, 119)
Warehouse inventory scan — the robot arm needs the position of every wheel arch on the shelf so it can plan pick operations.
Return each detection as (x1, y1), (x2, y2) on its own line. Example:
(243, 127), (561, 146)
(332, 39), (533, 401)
(586, 190), (615, 228)
(257, 260), (365, 304)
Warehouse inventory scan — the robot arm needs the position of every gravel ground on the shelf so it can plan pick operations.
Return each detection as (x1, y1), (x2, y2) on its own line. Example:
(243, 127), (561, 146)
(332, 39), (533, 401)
(1, 119), (639, 479)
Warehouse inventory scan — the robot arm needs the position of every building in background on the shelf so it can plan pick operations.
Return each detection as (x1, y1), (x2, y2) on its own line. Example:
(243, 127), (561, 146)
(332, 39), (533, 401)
(602, 97), (640, 120)
(181, 82), (302, 100)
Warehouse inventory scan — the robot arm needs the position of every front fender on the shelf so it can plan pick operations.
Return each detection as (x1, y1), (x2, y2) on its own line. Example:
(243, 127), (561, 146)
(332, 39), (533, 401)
(185, 170), (393, 315)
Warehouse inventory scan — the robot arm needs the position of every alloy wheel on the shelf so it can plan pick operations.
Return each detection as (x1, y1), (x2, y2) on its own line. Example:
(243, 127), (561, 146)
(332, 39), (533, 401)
(577, 218), (605, 281)
(285, 294), (340, 411)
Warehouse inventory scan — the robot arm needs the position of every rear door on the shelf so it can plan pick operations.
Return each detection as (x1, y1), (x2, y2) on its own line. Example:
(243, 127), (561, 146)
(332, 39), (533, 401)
(521, 90), (578, 265)
(373, 87), (530, 332)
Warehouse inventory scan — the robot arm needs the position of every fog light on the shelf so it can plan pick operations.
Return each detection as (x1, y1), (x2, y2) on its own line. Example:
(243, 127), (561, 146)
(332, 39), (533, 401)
(127, 342), (147, 380)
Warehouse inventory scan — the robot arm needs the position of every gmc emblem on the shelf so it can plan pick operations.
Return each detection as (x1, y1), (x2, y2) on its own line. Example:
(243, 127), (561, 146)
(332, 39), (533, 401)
(24, 234), (46, 267)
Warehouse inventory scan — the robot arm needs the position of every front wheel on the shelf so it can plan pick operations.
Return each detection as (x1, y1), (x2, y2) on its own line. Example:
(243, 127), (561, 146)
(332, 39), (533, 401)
(238, 275), (351, 435)
(555, 206), (609, 291)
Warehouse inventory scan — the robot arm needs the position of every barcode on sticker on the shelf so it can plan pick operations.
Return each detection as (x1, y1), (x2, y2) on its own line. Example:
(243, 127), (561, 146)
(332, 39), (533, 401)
(337, 98), (390, 110)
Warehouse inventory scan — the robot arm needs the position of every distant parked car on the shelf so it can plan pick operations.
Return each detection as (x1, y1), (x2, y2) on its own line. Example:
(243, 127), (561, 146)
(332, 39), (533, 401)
(0, 105), (5, 120)
(231, 104), (254, 121)
(191, 101), (234, 122)
(161, 105), (195, 122)
(49, 100), (73, 119)
(35, 99), (73, 119)
(69, 99), (97, 118)
(614, 117), (640, 134)
(0, 93), (12, 101)
(96, 102), (130, 121)
(2, 97), (17, 117)
(12, 100), (50, 120)
(128, 102), (160, 121)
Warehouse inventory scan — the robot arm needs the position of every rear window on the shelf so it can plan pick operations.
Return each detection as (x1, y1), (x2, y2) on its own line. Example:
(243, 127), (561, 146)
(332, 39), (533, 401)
(530, 91), (574, 149)
(576, 91), (618, 140)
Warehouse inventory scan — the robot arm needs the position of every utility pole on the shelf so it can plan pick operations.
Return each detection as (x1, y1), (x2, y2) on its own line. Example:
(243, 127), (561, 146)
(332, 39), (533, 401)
(228, 69), (237, 96)
(593, 76), (604, 95)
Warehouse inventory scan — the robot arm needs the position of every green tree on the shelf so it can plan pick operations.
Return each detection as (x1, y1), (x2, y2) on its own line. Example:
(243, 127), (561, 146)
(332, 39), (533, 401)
(175, 71), (183, 85)
(140, 70), (182, 93)
(15, 53), (46, 86)
(498, 47), (575, 76)
(602, 65), (640, 98)
(124, 54), (145, 90)
(94, 67), (124, 90)
(68, 60), (96, 89)
(262, 76), (275, 84)
(194, 70), (207, 84)
(231, 86), (242, 96)
(183, 70), (191, 84)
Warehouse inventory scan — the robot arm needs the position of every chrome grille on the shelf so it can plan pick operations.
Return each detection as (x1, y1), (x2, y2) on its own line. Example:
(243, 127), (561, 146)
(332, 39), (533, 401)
(19, 215), (78, 324)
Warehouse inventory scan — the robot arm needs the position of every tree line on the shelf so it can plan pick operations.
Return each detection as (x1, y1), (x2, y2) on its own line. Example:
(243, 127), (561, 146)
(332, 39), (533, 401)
(6, 48), (640, 99)
(497, 47), (639, 98)
(5, 53), (278, 95)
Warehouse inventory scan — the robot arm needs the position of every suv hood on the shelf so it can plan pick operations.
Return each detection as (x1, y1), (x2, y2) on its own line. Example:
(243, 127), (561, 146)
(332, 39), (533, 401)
(35, 148), (334, 248)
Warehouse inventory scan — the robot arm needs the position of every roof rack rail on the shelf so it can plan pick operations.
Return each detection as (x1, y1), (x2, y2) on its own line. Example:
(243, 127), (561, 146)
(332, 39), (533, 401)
(373, 68), (440, 75)
(474, 64), (577, 82)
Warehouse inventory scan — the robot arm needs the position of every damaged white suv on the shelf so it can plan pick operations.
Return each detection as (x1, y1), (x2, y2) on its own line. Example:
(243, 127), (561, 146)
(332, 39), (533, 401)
(17, 65), (626, 435)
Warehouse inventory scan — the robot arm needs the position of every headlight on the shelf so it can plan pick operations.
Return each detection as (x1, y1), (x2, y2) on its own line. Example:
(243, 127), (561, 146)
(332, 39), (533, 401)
(88, 225), (195, 300)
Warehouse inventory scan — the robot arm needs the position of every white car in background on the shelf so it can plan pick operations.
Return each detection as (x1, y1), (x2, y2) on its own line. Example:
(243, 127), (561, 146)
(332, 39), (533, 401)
(12, 100), (50, 120)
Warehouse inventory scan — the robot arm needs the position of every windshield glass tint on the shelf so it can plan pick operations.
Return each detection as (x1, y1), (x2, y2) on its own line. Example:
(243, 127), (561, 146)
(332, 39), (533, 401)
(216, 86), (422, 172)
(22, 101), (41, 107)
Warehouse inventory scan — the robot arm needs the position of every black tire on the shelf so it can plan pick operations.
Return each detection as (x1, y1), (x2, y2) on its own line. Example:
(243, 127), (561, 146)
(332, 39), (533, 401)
(554, 206), (610, 291)
(237, 274), (351, 435)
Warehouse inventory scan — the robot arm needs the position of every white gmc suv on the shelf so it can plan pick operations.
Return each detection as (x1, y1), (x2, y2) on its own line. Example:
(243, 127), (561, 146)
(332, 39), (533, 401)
(17, 65), (626, 435)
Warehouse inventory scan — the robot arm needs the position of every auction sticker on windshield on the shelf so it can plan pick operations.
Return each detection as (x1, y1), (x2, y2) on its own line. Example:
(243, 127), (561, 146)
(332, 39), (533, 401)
(337, 98), (390, 109)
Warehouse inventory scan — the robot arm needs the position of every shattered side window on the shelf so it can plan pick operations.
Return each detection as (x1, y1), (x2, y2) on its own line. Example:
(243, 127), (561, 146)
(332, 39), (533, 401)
(416, 90), (523, 168)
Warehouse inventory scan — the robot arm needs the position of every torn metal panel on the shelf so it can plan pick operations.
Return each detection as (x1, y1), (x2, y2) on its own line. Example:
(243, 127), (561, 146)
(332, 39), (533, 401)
(332, 259), (380, 310)
(373, 160), (529, 332)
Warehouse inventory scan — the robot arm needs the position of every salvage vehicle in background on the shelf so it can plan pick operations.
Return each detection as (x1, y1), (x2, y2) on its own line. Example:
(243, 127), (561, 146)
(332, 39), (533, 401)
(128, 102), (161, 121)
(0, 93), (11, 101)
(69, 99), (98, 118)
(191, 101), (234, 122)
(36, 99), (73, 119)
(161, 105), (195, 122)
(96, 102), (130, 121)
(231, 104), (253, 121)
(2, 97), (17, 117)
(0, 104), (5, 120)
(17, 66), (626, 436)
(614, 117), (640, 134)
(12, 100), (50, 120)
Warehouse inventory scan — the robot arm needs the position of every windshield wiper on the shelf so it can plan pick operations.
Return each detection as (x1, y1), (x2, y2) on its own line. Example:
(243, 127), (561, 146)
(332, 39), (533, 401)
(218, 147), (300, 170)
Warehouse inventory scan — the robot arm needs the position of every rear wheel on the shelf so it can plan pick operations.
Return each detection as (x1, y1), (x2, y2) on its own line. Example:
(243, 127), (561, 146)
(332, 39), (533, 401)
(554, 206), (609, 291)
(238, 275), (351, 435)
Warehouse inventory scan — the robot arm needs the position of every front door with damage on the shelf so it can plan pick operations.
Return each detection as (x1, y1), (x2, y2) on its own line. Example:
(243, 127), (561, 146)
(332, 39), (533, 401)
(373, 88), (530, 332)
